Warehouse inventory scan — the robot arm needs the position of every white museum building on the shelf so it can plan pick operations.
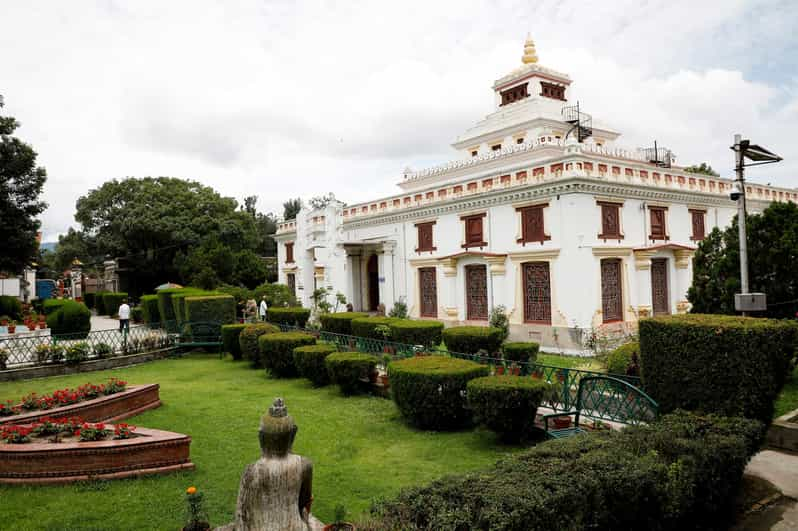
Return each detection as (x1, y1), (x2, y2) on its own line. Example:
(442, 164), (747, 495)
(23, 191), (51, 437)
(274, 37), (795, 350)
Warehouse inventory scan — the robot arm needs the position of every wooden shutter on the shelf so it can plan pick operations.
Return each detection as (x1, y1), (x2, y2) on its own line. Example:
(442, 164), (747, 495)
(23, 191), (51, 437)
(601, 259), (623, 323)
(690, 210), (705, 241)
(419, 268), (437, 317)
(285, 242), (294, 263)
(517, 205), (549, 244)
(462, 214), (486, 248)
(598, 202), (622, 239)
(465, 265), (488, 320)
(651, 258), (670, 316)
(286, 273), (296, 297)
(523, 262), (551, 323)
(649, 208), (667, 240)
(415, 222), (436, 252)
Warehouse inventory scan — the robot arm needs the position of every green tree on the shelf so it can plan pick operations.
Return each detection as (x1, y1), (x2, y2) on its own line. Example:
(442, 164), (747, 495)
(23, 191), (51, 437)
(232, 250), (267, 289)
(0, 95), (47, 273)
(53, 228), (99, 272)
(683, 162), (719, 177)
(241, 195), (277, 256)
(688, 202), (798, 318)
(282, 198), (302, 220)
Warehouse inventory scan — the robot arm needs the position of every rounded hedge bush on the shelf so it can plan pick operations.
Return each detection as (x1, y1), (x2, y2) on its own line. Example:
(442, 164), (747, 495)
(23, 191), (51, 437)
(607, 342), (640, 375)
(325, 351), (378, 395)
(238, 323), (280, 366)
(351, 316), (400, 340)
(319, 312), (369, 335)
(267, 307), (311, 328)
(293, 344), (337, 387)
(258, 331), (316, 377)
(467, 375), (552, 442)
(43, 298), (68, 315)
(221, 324), (247, 360)
(502, 342), (540, 363)
(389, 356), (489, 430)
(46, 301), (91, 339)
(389, 319), (444, 347)
(442, 326), (504, 354)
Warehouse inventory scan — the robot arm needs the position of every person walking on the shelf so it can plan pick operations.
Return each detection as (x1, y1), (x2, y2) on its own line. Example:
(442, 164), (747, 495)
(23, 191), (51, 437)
(259, 296), (268, 322)
(118, 299), (131, 334)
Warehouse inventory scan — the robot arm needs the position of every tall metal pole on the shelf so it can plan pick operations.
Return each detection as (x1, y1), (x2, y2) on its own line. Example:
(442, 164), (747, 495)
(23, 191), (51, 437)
(734, 133), (749, 314)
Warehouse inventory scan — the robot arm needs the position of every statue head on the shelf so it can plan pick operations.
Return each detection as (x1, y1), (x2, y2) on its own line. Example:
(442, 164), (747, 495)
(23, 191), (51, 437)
(258, 398), (298, 457)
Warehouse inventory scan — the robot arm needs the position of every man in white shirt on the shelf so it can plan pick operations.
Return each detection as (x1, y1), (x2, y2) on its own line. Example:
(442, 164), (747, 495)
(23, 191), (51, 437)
(118, 299), (131, 333)
(259, 297), (268, 322)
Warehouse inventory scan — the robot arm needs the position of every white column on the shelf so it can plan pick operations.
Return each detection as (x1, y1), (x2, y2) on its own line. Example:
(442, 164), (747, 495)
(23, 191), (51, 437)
(633, 250), (654, 318)
(441, 257), (458, 320)
(378, 242), (396, 311)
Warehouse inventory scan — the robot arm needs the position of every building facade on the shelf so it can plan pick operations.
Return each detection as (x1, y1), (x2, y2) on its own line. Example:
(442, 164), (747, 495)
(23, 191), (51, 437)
(274, 38), (795, 351)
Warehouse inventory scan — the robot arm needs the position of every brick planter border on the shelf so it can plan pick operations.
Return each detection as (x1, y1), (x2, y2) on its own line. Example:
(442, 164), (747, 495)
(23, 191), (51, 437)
(0, 384), (161, 426)
(0, 426), (193, 484)
(766, 407), (798, 453)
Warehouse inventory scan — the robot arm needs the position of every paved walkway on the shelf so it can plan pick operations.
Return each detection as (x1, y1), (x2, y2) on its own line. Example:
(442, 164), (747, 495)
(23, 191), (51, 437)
(90, 314), (121, 331)
(737, 450), (798, 530)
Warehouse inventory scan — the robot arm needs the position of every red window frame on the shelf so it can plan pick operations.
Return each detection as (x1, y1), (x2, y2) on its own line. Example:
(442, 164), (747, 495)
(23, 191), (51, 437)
(461, 213), (487, 249)
(516, 204), (550, 245)
(689, 209), (706, 241)
(415, 221), (437, 253)
(597, 201), (623, 240)
(649, 206), (669, 241)
(285, 242), (294, 263)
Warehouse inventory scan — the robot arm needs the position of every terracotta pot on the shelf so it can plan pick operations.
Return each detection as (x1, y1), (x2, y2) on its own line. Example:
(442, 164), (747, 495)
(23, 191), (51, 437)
(511, 366), (521, 376)
(0, 320), (7, 326)
(38, 315), (46, 323)
(7, 325), (15, 334)
(496, 366), (505, 375)
(380, 374), (390, 387)
(553, 417), (572, 429)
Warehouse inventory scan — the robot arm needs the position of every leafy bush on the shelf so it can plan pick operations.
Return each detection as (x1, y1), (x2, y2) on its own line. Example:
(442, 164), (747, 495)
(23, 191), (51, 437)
(389, 356), (489, 430)
(140, 294), (161, 325)
(389, 320), (444, 347)
(221, 324), (247, 360)
(267, 307), (311, 328)
(325, 351), (377, 395)
(46, 301), (91, 339)
(42, 298), (67, 315)
(83, 292), (95, 310)
(156, 288), (185, 329)
(293, 344), (337, 386)
(467, 376), (551, 441)
(351, 317), (400, 340)
(238, 323), (280, 366)
(502, 342), (539, 363)
(640, 314), (798, 423)
(185, 295), (236, 334)
(607, 341), (640, 375)
(94, 291), (108, 315)
(0, 296), (22, 320)
(258, 331), (316, 377)
(442, 326), (504, 355)
(319, 312), (369, 335)
(93, 343), (113, 359)
(252, 283), (297, 308)
(489, 305), (509, 342)
(101, 292), (128, 317)
(369, 412), (765, 531)
(65, 342), (90, 365)
(388, 299), (408, 318)
(131, 307), (143, 323)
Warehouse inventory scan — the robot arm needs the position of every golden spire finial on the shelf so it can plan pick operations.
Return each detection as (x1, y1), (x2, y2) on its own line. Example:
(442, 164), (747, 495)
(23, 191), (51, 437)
(521, 33), (538, 64)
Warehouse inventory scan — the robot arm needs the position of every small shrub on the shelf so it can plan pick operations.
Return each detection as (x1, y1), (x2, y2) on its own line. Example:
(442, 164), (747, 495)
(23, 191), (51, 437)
(221, 324), (247, 360)
(65, 342), (90, 365)
(294, 344), (337, 386)
(0, 296), (22, 320)
(319, 312), (369, 335)
(502, 342), (539, 363)
(238, 323), (280, 366)
(489, 305), (510, 342)
(93, 343), (113, 359)
(326, 351), (377, 395)
(607, 341), (640, 375)
(101, 292), (128, 316)
(467, 376), (551, 441)
(442, 326), (504, 354)
(389, 356), (489, 430)
(258, 331), (316, 377)
(46, 301), (91, 339)
(351, 316), (400, 340)
(252, 283), (297, 308)
(267, 307), (311, 328)
(388, 299), (408, 318)
(42, 298), (67, 315)
(140, 294), (161, 325)
(389, 319), (444, 347)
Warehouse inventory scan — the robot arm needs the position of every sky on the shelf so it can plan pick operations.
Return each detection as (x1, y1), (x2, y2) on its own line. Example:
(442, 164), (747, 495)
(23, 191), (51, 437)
(3, 0), (797, 242)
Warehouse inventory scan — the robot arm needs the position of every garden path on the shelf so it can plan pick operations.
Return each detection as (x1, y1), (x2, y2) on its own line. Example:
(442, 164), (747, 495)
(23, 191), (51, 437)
(737, 450), (798, 530)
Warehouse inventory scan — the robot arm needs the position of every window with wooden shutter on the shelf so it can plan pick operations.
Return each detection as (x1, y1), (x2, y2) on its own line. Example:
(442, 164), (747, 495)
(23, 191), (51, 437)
(600, 259), (623, 323)
(285, 242), (294, 263)
(597, 202), (623, 240)
(689, 209), (706, 241)
(523, 262), (551, 323)
(419, 267), (438, 317)
(415, 221), (436, 253)
(461, 213), (487, 249)
(286, 273), (296, 297)
(649, 207), (668, 240)
(516, 204), (550, 244)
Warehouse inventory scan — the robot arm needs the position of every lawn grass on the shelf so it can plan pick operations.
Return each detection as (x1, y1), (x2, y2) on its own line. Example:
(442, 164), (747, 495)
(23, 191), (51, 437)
(538, 352), (605, 372)
(775, 364), (798, 418)
(0, 353), (525, 530)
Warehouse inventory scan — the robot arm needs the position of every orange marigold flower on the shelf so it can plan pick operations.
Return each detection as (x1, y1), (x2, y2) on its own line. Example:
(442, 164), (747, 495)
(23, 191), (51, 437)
(186, 486), (197, 495)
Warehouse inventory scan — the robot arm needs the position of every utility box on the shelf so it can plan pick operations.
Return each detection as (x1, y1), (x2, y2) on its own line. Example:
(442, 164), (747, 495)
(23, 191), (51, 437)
(735, 293), (767, 312)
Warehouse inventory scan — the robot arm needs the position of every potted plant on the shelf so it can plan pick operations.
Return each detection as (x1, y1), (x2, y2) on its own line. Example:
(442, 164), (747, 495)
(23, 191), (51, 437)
(182, 486), (210, 531)
(380, 354), (391, 386)
(7, 321), (16, 334)
(324, 504), (355, 531)
(0, 316), (8, 326)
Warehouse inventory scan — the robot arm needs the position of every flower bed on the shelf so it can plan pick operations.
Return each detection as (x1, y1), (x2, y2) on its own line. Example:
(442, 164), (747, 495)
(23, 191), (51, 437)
(0, 382), (161, 426)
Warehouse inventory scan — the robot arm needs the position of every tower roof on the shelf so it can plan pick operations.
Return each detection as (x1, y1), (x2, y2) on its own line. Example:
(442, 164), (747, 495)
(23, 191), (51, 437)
(521, 34), (538, 64)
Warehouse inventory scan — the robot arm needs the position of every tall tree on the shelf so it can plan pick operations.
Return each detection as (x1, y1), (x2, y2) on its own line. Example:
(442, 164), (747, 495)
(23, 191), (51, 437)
(0, 95), (47, 273)
(683, 163), (720, 177)
(241, 195), (277, 256)
(688, 202), (798, 318)
(282, 198), (302, 220)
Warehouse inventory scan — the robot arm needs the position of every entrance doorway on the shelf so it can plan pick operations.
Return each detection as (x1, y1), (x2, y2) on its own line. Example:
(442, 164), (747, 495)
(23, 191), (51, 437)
(367, 254), (379, 311)
(465, 264), (488, 320)
(651, 258), (670, 316)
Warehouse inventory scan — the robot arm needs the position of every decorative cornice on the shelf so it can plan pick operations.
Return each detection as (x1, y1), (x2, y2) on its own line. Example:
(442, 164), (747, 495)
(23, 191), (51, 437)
(633, 249), (656, 270)
(673, 249), (694, 269)
(592, 246), (634, 258)
(408, 258), (440, 268)
(507, 249), (561, 262)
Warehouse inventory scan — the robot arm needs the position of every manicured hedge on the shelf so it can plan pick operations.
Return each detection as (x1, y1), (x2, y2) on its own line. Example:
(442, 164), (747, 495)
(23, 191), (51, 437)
(131, 307), (143, 323)
(351, 316), (400, 340)
(326, 351), (377, 395)
(42, 298), (68, 315)
(467, 376), (551, 442)
(607, 341), (640, 375)
(267, 307), (311, 328)
(258, 331), (316, 377)
(101, 292), (128, 316)
(389, 320), (444, 348)
(319, 312), (369, 335)
(83, 292), (95, 310)
(156, 288), (185, 329)
(140, 294), (161, 325)
(172, 289), (213, 324)
(221, 324), (247, 360)
(369, 412), (764, 531)
(293, 344), (337, 386)
(46, 301), (91, 339)
(94, 291), (108, 315)
(389, 356), (489, 430)
(239, 323), (280, 366)
(442, 326), (504, 354)
(502, 341), (540, 363)
(0, 296), (22, 320)
(185, 295), (236, 324)
(640, 314), (798, 423)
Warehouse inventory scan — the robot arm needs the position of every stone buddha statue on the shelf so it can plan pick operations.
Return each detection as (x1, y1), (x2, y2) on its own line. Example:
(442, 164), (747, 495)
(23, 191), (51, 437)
(224, 398), (318, 531)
